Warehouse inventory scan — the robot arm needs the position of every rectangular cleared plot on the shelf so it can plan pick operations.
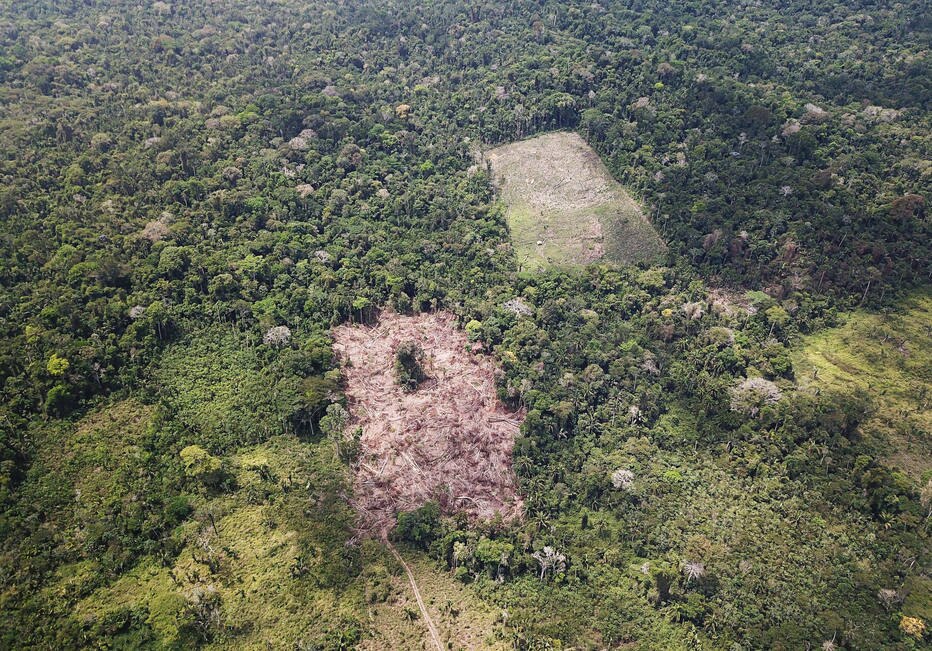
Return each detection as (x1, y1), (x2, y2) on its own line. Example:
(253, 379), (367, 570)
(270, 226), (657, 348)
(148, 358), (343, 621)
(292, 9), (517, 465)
(484, 131), (666, 271)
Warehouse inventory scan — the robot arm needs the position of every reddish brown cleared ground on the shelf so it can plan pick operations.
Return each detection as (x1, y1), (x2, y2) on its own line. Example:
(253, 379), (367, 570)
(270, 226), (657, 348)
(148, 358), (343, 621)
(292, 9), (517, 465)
(332, 312), (524, 538)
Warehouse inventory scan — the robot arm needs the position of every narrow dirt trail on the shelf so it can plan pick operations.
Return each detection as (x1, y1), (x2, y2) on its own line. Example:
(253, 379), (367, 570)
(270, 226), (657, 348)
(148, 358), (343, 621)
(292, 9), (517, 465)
(388, 542), (443, 651)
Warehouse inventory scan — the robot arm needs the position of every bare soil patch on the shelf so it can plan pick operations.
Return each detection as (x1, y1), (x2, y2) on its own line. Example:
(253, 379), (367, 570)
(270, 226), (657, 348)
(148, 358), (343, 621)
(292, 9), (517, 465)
(332, 311), (524, 538)
(483, 131), (665, 270)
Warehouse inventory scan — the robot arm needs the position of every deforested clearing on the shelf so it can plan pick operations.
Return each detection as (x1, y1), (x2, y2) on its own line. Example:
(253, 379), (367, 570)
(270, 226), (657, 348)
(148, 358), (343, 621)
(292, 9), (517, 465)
(332, 312), (524, 537)
(483, 131), (666, 270)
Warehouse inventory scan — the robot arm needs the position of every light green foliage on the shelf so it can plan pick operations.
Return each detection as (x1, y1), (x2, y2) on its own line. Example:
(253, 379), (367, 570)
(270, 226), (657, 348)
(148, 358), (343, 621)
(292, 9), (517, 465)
(0, 402), (190, 645)
(180, 445), (222, 482)
(71, 559), (190, 648)
(45, 353), (69, 376)
(364, 545), (510, 649)
(486, 132), (665, 271)
(793, 291), (931, 478)
(475, 538), (514, 577)
(320, 403), (348, 439)
(765, 304), (790, 328)
(465, 319), (483, 339)
(24, 324), (40, 344)
(65, 435), (365, 649)
(392, 502), (442, 549)
(321, 403), (361, 463)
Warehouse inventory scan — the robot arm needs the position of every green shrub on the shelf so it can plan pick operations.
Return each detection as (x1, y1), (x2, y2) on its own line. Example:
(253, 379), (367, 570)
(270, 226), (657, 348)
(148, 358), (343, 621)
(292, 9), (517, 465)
(394, 341), (427, 392)
(391, 502), (442, 549)
(180, 445), (223, 485)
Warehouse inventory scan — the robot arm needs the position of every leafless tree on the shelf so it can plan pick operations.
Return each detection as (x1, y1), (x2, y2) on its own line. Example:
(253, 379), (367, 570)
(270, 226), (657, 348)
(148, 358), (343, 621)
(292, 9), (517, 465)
(878, 588), (901, 610)
(611, 469), (635, 490)
(532, 546), (566, 581)
(263, 325), (292, 346)
(683, 561), (706, 583)
(184, 585), (222, 641)
(730, 377), (782, 416)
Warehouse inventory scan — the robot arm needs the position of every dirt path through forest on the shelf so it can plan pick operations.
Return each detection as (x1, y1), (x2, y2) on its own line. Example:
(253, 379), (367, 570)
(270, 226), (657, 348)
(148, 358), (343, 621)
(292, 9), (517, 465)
(388, 542), (443, 651)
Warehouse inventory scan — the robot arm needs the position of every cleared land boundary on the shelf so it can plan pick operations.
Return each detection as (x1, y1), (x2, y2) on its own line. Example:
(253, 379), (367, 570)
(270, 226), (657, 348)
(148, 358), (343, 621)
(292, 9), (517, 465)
(483, 131), (665, 270)
(332, 311), (524, 538)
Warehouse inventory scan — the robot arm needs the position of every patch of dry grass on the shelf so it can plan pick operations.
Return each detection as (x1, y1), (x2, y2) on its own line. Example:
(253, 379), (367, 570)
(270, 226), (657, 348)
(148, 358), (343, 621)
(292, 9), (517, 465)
(483, 132), (665, 270)
(358, 548), (508, 650)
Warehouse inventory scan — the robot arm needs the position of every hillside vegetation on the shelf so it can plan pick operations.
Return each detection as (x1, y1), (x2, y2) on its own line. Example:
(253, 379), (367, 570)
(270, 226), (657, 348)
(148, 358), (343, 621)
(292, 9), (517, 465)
(794, 291), (931, 480)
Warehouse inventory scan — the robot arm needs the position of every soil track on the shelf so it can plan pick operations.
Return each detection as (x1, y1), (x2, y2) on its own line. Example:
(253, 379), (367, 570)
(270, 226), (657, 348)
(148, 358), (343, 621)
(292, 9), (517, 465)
(389, 543), (443, 651)
(333, 311), (524, 538)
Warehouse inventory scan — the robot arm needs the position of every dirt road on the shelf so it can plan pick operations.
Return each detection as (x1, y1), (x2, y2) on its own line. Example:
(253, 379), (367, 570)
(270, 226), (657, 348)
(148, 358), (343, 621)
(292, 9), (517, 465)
(388, 542), (443, 651)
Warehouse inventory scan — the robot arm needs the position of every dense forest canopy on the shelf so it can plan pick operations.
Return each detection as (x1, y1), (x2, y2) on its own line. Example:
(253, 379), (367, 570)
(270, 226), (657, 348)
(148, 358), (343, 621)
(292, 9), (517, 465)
(0, 0), (929, 649)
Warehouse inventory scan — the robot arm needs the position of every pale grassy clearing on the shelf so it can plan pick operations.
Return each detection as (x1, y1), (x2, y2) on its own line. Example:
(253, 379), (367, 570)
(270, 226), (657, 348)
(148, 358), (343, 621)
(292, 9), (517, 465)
(67, 434), (363, 649)
(483, 131), (665, 270)
(359, 549), (508, 651)
(59, 417), (505, 649)
(792, 290), (931, 479)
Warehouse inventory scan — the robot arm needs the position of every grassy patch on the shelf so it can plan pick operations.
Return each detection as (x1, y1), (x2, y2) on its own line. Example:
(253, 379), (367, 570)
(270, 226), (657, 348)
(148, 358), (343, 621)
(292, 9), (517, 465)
(484, 131), (665, 271)
(0, 400), (186, 647)
(360, 546), (509, 650)
(67, 434), (366, 649)
(62, 430), (507, 649)
(792, 290), (931, 479)
(71, 558), (187, 647)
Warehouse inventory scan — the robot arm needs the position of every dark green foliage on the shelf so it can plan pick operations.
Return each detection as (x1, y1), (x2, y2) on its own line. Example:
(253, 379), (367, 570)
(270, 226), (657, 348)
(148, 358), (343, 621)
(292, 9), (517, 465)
(391, 502), (442, 549)
(393, 341), (427, 392)
(163, 495), (193, 525)
(316, 620), (363, 651)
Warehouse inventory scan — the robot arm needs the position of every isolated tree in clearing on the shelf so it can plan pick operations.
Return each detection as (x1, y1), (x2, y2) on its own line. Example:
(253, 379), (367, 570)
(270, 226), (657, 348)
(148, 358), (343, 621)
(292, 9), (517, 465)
(394, 341), (427, 392)
(333, 311), (524, 537)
